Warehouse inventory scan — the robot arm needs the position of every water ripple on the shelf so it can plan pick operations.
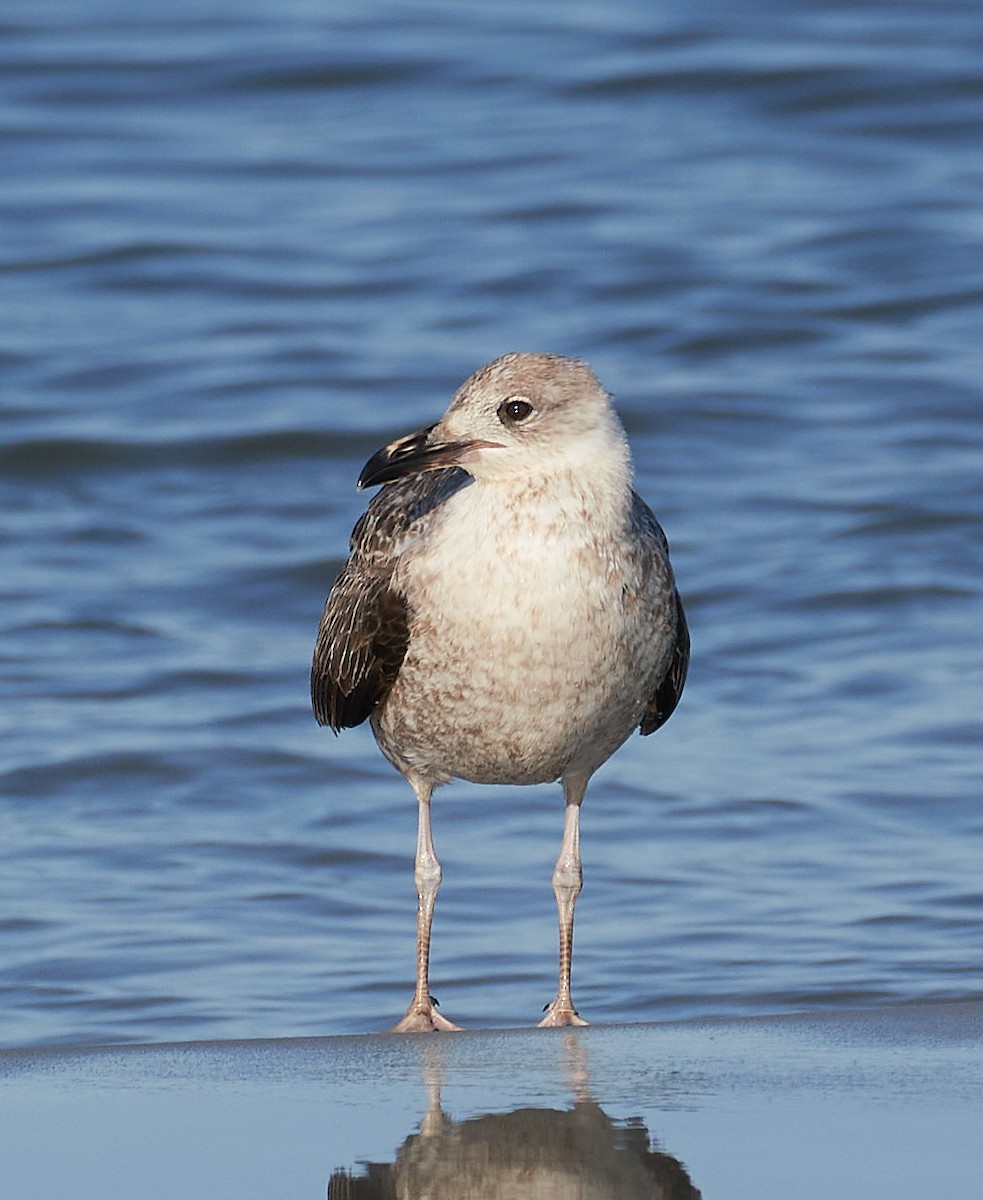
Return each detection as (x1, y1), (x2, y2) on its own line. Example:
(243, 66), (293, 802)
(0, 0), (981, 1047)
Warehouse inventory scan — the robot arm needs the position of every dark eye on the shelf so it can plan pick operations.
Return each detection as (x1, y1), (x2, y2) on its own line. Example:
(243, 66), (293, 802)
(498, 397), (534, 424)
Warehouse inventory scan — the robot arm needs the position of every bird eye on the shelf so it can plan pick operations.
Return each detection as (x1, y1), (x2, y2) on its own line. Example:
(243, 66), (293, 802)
(498, 397), (534, 424)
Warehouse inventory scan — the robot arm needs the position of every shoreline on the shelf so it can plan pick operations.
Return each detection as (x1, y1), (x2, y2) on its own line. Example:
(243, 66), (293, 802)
(2, 1001), (980, 1198)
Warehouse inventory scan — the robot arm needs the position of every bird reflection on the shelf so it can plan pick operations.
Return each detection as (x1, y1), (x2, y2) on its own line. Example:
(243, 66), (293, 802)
(327, 1037), (700, 1199)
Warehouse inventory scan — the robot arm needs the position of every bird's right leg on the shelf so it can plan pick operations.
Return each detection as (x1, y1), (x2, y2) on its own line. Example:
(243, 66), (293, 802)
(539, 774), (589, 1028)
(391, 775), (461, 1033)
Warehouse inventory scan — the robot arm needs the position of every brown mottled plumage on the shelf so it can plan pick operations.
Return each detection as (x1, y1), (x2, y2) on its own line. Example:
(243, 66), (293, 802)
(312, 468), (470, 731)
(312, 353), (688, 1032)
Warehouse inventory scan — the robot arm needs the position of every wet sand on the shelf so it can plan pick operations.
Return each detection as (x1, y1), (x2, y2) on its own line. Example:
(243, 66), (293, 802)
(1, 1003), (980, 1198)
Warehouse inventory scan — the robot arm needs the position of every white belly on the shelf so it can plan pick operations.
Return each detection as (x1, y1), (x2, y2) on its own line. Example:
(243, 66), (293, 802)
(372, 477), (672, 786)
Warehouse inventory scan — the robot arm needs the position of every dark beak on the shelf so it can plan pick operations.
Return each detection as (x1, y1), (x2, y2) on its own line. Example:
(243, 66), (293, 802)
(357, 424), (499, 490)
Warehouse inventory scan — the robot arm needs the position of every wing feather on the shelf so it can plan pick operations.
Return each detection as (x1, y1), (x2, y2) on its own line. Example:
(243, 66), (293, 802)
(311, 467), (469, 731)
(627, 491), (689, 737)
(640, 591), (689, 735)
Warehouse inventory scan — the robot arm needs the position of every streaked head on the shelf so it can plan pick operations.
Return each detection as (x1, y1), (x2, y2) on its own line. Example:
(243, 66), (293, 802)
(358, 352), (631, 489)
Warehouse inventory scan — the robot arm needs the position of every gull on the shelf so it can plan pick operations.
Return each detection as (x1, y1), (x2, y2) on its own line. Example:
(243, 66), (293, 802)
(312, 352), (688, 1032)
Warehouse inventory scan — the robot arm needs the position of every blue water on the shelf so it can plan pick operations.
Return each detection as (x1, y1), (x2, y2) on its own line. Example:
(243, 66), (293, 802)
(1, 0), (981, 1048)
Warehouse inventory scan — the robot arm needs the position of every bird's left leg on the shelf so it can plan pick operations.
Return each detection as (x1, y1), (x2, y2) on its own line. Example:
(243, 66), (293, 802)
(539, 774), (589, 1028)
(391, 774), (462, 1033)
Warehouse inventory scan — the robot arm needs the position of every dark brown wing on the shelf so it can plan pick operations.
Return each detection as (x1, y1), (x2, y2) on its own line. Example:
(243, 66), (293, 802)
(640, 590), (689, 735)
(311, 467), (469, 732)
(311, 561), (409, 732)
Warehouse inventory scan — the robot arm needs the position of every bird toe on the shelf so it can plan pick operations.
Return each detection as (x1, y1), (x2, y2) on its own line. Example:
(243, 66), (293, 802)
(538, 1002), (589, 1028)
(390, 1002), (463, 1033)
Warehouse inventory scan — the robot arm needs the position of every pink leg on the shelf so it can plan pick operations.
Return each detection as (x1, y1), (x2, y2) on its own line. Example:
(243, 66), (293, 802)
(391, 775), (462, 1033)
(539, 775), (589, 1028)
